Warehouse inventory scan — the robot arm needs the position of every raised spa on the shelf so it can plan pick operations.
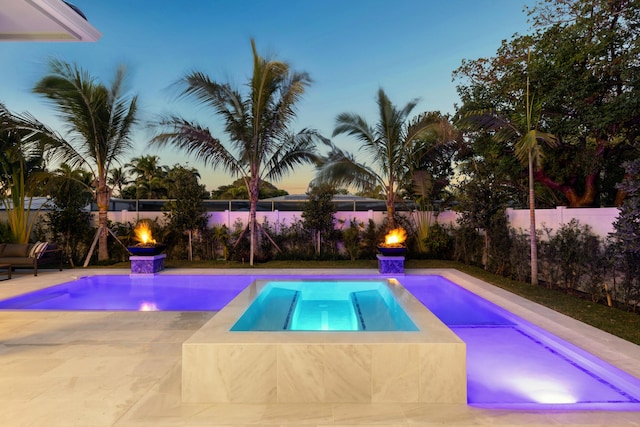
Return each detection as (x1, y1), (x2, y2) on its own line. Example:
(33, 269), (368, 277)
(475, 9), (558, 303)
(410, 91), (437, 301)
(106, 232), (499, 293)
(182, 277), (466, 404)
(231, 280), (418, 331)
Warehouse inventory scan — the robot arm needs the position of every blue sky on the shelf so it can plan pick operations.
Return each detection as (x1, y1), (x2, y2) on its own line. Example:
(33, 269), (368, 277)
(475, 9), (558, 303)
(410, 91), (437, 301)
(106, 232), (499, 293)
(1, 0), (533, 194)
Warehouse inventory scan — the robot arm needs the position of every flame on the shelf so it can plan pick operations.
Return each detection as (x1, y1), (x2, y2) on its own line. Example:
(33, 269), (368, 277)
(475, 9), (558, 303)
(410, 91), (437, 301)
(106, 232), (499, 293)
(384, 228), (407, 246)
(134, 221), (156, 245)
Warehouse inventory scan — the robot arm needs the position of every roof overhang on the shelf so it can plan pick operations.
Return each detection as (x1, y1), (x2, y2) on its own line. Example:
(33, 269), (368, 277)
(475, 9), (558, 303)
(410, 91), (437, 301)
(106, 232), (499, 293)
(0, 0), (101, 41)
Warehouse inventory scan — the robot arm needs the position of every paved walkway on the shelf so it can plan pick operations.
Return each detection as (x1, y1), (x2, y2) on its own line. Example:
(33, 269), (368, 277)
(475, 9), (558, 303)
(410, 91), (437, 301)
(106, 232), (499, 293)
(0, 268), (639, 426)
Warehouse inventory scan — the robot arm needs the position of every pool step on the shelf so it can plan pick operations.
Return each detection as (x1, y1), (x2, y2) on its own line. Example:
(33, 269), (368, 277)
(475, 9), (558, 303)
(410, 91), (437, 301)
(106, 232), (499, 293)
(351, 290), (396, 331)
(231, 287), (299, 331)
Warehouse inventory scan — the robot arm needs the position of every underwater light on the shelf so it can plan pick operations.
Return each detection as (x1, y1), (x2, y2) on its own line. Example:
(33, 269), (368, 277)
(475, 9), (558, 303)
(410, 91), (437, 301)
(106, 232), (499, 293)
(512, 377), (577, 404)
(530, 389), (578, 404)
(139, 302), (158, 311)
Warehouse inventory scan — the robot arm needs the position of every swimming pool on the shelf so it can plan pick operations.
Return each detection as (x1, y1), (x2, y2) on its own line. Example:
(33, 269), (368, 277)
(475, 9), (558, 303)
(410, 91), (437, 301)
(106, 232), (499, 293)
(1, 272), (639, 410)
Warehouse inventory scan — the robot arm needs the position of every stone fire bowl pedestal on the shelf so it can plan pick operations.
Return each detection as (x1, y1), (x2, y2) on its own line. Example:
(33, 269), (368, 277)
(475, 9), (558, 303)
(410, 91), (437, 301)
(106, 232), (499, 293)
(130, 254), (166, 275)
(377, 254), (405, 274)
(376, 245), (406, 274)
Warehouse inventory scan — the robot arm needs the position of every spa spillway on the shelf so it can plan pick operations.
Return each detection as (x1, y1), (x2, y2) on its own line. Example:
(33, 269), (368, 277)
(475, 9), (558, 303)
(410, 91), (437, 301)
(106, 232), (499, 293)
(182, 278), (466, 404)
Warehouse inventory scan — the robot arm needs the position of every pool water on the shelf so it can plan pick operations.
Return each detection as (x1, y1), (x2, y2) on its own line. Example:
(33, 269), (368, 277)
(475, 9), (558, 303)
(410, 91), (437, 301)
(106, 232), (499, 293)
(230, 280), (418, 331)
(402, 275), (640, 409)
(0, 275), (248, 311)
(1, 273), (640, 410)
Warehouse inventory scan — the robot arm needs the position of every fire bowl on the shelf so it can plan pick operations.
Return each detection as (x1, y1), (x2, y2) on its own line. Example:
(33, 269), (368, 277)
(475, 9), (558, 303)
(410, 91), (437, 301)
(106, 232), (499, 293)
(128, 244), (166, 256)
(377, 245), (407, 256)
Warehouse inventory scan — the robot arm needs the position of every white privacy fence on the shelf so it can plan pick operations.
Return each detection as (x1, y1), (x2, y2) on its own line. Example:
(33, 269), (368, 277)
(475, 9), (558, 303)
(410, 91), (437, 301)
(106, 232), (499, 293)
(505, 206), (621, 239)
(103, 206), (621, 239)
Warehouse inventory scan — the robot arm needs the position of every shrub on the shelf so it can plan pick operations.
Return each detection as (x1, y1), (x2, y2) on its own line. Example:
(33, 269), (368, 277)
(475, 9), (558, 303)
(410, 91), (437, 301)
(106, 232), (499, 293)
(451, 224), (483, 266)
(0, 221), (12, 242)
(610, 154), (640, 311)
(342, 219), (363, 261)
(421, 224), (454, 259)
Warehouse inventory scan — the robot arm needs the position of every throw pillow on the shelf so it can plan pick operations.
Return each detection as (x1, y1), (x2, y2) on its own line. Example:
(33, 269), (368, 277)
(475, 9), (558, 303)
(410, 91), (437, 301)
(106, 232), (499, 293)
(36, 242), (49, 259)
(29, 242), (42, 258)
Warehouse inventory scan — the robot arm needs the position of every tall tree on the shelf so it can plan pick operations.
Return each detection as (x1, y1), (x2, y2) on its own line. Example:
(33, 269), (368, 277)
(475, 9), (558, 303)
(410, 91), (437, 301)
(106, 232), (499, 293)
(404, 112), (462, 202)
(315, 88), (437, 229)
(458, 52), (558, 285)
(210, 178), (288, 200)
(400, 112), (462, 254)
(33, 60), (139, 261)
(302, 183), (338, 255)
(455, 0), (640, 207)
(108, 167), (130, 198)
(152, 39), (324, 265)
(126, 154), (170, 199)
(163, 165), (209, 261)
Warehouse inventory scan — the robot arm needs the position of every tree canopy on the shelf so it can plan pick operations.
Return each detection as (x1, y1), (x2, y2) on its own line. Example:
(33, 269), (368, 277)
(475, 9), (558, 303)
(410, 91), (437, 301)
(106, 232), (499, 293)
(454, 0), (640, 207)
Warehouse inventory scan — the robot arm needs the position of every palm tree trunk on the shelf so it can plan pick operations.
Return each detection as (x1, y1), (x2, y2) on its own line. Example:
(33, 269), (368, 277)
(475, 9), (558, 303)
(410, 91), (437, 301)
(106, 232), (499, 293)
(248, 178), (260, 266)
(249, 210), (256, 266)
(97, 209), (109, 261)
(386, 185), (396, 229)
(529, 152), (538, 285)
(97, 182), (110, 262)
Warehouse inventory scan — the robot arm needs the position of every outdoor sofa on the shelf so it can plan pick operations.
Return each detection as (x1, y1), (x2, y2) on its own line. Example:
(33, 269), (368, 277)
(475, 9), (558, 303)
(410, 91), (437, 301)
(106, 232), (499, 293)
(0, 242), (63, 276)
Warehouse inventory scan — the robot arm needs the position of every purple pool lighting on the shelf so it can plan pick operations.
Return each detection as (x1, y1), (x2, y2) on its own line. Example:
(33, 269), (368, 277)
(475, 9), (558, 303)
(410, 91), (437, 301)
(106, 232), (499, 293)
(0, 275), (249, 311)
(1, 273), (639, 410)
(401, 275), (640, 410)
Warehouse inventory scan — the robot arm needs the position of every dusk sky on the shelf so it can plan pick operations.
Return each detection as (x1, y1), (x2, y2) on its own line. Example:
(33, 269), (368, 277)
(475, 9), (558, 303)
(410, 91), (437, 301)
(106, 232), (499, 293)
(2, 0), (533, 194)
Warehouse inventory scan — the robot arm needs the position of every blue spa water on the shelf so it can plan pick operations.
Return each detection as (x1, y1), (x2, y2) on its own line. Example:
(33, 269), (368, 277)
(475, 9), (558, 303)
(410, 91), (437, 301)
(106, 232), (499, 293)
(230, 280), (418, 331)
(1, 273), (640, 410)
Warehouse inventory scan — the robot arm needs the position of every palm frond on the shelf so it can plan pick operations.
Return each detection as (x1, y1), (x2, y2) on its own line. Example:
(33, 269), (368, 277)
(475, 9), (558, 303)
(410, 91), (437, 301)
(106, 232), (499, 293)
(179, 72), (252, 152)
(152, 116), (246, 177)
(263, 128), (327, 182)
(412, 170), (434, 201)
(404, 112), (441, 147)
(333, 113), (375, 142)
(457, 109), (521, 141)
(33, 59), (138, 180)
(314, 144), (379, 192)
(271, 71), (311, 130)
(515, 129), (558, 167)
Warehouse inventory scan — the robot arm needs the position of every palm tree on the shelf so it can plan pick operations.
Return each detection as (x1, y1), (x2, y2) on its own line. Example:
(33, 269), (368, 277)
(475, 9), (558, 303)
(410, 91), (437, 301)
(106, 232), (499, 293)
(108, 167), (130, 197)
(457, 53), (556, 285)
(33, 60), (139, 261)
(151, 39), (324, 265)
(126, 155), (169, 199)
(314, 88), (437, 229)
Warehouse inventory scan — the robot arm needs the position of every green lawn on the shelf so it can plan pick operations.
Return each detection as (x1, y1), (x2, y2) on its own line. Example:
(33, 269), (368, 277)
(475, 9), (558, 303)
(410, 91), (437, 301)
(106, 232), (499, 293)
(103, 258), (640, 345)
